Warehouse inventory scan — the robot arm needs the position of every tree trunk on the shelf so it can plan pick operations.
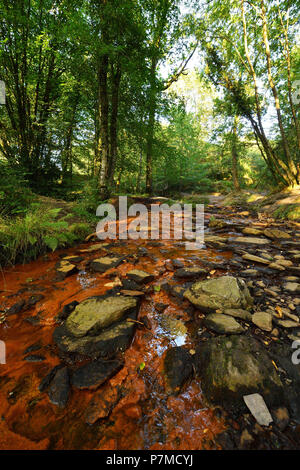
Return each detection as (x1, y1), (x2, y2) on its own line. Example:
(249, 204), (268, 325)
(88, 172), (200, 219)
(108, 63), (121, 187)
(232, 116), (240, 191)
(261, 0), (298, 185)
(97, 54), (110, 199)
(146, 57), (157, 196)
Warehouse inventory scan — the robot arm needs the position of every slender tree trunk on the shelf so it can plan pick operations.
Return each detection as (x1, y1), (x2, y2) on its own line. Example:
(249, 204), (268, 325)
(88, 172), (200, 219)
(108, 63), (121, 187)
(240, 0), (296, 186)
(261, 0), (298, 184)
(97, 54), (110, 199)
(62, 93), (79, 183)
(232, 116), (240, 191)
(277, 2), (300, 152)
(136, 146), (143, 193)
(146, 57), (157, 196)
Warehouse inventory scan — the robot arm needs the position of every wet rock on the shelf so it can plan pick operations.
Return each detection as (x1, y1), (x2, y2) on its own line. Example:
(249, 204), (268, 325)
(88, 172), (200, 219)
(268, 262), (286, 271)
(23, 341), (42, 354)
(276, 319), (300, 328)
(71, 359), (123, 390)
(286, 263), (300, 274)
(39, 365), (64, 392)
(284, 282), (300, 293)
(223, 308), (252, 321)
(90, 255), (124, 273)
(121, 278), (142, 291)
(24, 315), (41, 325)
(85, 387), (119, 424)
(55, 260), (77, 280)
(126, 269), (154, 284)
(242, 227), (262, 236)
(164, 347), (193, 395)
(120, 289), (145, 297)
(241, 269), (259, 277)
(53, 316), (137, 359)
(162, 282), (187, 300)
(194, 335), (283, 410)
(242, 253), (270, 265)
(57, 300), (79, 322)
(24, 354), (45, 362)
(26, 294), (45, 307)
(137, 247), (149, 256)
(155, 302), (168, 313)
(65, 295), (138, 337)
(174, 267), (207, 279)
(276, 259), (293, 267)
(171, 259), (184, 269)
(264, 228), (291, 240)
(204, 235), (227, 248)
(48, 366), (70, 408)
(80, 243), (107, 253)
(252, 312), (272, 332)
(239, 429), (254, 449)
(209, 218), (227, 230)
(272, 407), (289, 430)
(229, 236), (269, 246)
(7, 300), (26, 316)
(243, 393), (273, 426)
(204, 313), (245, 334)
(184, 276), (253, 312)
(61, 255), (84, 264)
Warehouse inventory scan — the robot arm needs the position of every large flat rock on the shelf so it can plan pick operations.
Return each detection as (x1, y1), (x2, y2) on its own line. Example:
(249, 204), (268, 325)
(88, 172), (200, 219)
(184, 276), (253, 312)
(164, 347), (193, 395)
(47, 367), (70, 408)
(90, 255), (124, 273)
(193, 335), (283, 409)
(229, 236), (269, 246)
(71, 359), (123, 390)
(204, 313), (245, 334)
(53, 316), (136, 359)
(65, 295), (137, 337)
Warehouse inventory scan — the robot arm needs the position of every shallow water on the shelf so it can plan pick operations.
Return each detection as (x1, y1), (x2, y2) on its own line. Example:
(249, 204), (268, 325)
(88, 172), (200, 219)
(0, 211), (231, 449)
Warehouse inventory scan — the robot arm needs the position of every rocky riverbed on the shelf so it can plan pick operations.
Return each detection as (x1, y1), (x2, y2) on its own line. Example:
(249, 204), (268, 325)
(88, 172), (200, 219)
(1, 199), (300, 449)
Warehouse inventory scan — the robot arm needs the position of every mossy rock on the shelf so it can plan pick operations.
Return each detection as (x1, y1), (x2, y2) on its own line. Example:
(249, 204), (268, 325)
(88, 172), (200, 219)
(184, 276), (253, 312)
(194, 335), (283, 410)
(65, 295), (137, 337)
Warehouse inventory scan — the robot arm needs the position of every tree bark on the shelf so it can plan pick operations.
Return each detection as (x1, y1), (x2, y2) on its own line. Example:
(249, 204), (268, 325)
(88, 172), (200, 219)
(145, 56), (157, 195)
(97, 54), (110, 199)
(261, 0), (298, 184)
(108, 63), (121, 187)
(232, 116), (240, 191)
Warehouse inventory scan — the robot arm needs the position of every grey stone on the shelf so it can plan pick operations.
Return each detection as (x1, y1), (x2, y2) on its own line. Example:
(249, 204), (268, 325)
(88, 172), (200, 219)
(204, 313), (245, 334)
(65, 295), (137, 337)
(243, 393), (273, 426)
(184, 276), (253, 312)
(252, 311), (273, 332)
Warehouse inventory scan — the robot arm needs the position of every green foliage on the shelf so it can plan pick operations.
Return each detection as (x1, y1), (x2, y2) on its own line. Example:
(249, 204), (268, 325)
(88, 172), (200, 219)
(0, 164), (34, 216)
(273, 204), (300, 221)
(0, 205), (89, 265)
(72, 179), (102, 222)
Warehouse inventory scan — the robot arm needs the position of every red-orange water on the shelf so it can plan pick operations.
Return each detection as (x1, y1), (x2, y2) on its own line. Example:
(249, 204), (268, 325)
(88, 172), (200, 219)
(0, 213), (230, 449)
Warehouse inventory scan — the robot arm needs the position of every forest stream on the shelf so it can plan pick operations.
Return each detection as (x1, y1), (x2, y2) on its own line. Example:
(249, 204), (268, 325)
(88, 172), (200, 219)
(1, 198), (300, 450)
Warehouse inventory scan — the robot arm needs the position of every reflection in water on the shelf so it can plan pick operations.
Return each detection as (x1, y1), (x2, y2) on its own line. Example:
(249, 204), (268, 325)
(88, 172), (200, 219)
(158, 314), (187, 347)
